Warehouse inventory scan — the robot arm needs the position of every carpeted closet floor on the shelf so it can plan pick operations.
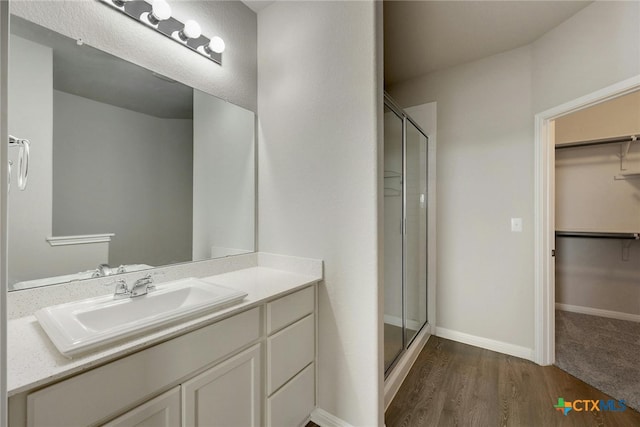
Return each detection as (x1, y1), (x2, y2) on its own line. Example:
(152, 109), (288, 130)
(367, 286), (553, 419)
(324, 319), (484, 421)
(555, 310), (640, 412)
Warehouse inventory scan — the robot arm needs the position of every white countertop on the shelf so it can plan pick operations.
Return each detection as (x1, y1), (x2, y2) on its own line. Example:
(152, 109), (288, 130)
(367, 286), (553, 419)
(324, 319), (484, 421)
(7, 266), (320, 396)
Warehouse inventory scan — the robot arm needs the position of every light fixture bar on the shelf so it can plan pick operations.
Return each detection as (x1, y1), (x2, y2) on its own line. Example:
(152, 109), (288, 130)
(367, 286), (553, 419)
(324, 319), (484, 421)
(99, 0), (223, 65)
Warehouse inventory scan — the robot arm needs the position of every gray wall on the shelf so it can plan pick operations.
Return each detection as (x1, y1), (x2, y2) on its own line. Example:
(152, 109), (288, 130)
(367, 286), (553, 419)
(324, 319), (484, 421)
(11, 0), (257, 112)
(258, 2), (382, 425)
(52, 90), (193, 267)
(387, 1), (640, 353)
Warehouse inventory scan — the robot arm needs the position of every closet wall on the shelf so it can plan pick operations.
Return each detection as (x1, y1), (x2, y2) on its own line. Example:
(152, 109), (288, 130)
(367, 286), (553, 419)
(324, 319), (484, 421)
(555, 90), (640, 318)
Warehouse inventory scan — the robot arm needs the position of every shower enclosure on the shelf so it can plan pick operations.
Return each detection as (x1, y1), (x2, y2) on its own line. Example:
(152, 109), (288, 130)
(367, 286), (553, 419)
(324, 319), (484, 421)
(384, 94), (428, 374)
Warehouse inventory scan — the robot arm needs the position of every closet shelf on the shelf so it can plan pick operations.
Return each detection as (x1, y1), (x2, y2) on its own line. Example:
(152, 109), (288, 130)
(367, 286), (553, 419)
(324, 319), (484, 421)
(384, 170), (401, 179)
(555, 230), (640, 240)
(555, 134), (638, 150)
(614, 171), (640, 180)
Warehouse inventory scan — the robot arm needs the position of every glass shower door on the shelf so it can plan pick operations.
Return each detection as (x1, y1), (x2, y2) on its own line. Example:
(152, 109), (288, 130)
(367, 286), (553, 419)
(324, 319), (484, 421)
(383, 104), (404, 372)
(404, 119), (428, 345)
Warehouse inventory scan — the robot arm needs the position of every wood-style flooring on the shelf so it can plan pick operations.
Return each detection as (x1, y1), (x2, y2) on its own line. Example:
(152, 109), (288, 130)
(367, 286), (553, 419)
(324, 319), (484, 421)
(385, 336), (640, 426)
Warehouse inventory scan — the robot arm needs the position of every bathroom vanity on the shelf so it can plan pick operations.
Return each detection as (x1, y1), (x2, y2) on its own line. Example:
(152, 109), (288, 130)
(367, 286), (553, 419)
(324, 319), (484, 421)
(5, 3), (320, 426)
(7, 259), (321, 427)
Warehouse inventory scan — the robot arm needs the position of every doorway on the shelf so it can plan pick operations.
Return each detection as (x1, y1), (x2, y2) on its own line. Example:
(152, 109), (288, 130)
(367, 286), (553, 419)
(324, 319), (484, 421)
(534, 75), (640, 366)
(552, 87), (640, 410)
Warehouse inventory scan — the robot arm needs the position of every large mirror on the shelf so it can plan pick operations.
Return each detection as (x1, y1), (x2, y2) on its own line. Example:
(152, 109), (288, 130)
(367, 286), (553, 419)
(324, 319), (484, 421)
(7, 16), (255, 291)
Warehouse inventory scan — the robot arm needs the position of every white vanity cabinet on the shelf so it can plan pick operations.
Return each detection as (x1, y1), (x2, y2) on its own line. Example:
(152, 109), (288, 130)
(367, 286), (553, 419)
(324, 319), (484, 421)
(12, 284), (317, 427)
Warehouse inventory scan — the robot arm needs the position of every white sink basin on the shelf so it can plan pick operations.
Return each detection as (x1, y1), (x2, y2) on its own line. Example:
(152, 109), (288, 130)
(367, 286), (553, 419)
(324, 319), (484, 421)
(35, 278), (247, 358)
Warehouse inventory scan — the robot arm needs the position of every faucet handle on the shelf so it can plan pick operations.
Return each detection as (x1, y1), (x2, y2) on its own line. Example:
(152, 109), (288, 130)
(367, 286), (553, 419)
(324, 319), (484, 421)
(142, 273), (155, 287)
(147, 271), (167, 289)
(139, 273), (153, 283)
(113, 279), (130, 299)
(145, 273), (157, 292)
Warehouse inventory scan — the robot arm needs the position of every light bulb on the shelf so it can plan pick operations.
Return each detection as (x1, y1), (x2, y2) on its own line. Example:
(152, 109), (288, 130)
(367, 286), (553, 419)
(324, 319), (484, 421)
(207, 36), (225, 54)
(145, 0), (171, 26)
(153, 0), (171, 20)
(179, 20), (202, 41)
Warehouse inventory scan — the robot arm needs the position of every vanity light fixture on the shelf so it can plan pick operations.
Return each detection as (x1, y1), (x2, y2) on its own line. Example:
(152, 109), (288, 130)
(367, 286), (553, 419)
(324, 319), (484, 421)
(100, 0), (224, 65)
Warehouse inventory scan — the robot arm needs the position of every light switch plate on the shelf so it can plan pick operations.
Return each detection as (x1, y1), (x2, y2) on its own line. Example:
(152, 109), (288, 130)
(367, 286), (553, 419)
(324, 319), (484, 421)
(511, 218), (523, 232)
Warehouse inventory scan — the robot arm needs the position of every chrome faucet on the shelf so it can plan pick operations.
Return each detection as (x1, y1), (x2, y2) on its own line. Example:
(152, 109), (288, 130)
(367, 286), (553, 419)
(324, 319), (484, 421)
(111, 274), (155, 299)
(130, 274), (155, 297)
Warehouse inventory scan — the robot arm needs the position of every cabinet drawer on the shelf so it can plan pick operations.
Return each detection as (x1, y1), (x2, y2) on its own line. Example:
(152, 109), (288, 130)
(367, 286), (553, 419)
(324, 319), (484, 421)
(267, 314), (314, 394)
(267, 286), (314, 334)
(27, 308), (260, 427)
(267, 363), (315, 427)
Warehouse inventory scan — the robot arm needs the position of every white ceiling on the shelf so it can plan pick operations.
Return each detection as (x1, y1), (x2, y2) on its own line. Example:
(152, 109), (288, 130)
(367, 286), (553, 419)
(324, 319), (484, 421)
(385, 0), (593, 86)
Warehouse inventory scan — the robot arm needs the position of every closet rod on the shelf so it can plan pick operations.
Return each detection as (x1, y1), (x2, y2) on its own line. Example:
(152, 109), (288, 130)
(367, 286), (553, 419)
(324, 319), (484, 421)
(555, 230), (640, 240)
(555, 135), (638, 150)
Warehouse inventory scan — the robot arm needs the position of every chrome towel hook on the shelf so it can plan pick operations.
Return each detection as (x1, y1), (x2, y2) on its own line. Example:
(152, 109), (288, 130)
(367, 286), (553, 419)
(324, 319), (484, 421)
(8, 135), (30, 191)
(8, 160), (12, 192)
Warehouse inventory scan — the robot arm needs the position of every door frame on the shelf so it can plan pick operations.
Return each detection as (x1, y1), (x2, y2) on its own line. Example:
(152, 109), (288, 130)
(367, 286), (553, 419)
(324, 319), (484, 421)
(533, 75), (640, 365)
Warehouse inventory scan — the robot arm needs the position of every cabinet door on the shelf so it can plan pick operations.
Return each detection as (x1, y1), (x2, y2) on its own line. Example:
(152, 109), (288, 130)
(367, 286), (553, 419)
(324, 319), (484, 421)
(102, 387), (180, 427)
(182, 344), (262, 427)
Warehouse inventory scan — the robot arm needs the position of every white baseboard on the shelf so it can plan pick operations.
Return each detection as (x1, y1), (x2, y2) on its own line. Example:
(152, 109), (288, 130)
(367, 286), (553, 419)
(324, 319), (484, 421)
(383, 314), (422, 331)
(556, 303), (640, 323)
(384, 324), (431, 410)
(310, 408), (354, 427)
(435, 327), (534, 361)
